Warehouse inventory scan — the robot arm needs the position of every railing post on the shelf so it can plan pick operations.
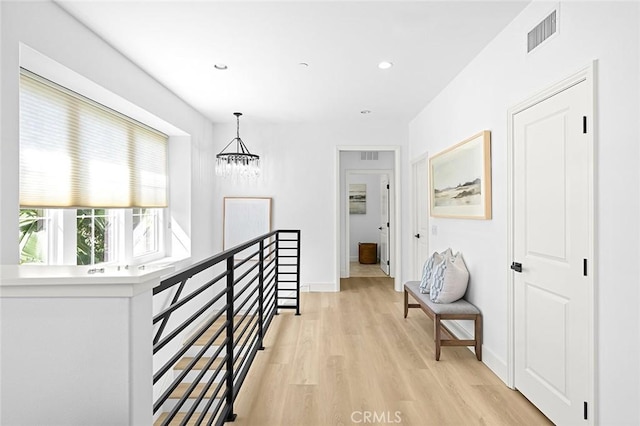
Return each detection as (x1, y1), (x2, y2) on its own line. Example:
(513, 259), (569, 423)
(258, 240), (265, 350)
(295, 230), (301, 316)
(225, 256), (237, 422)
(275, 232), (280, 315)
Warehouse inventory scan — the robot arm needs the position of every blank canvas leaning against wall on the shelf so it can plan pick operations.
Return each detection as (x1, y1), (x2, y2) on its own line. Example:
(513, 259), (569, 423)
(223, 197), (272, 250)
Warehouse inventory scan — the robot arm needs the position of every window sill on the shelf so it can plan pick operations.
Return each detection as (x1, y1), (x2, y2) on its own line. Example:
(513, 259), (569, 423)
(143, 254), (191, 270)
(0, 263), (175, 298)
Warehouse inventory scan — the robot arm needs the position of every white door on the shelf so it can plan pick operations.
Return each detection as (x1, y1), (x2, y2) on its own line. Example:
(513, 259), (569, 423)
(513, 79), (592, 424)
(379, 175), (390, 275)
(412, 156), (430, 279)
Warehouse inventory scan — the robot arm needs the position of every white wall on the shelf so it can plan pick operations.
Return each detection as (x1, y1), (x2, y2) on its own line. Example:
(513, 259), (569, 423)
(0, 277), (155, 426)
(637, 7), (640, 424)
(0, 0), (412, 288)
(0, 0), (216, 266)
(0, 1), (214, 423)
(348, 173), (382, 261)
(0, 0), (4, 269)
(407, 2), (639, 424)
(212, 122), (406, 291)
(2, 297), (131, 424)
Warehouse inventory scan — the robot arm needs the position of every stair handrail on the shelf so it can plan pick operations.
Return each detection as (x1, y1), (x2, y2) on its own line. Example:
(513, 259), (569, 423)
(152, 229), (301, 425)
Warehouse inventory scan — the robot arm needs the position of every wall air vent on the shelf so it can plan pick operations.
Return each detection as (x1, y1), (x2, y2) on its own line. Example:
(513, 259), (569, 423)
(528, 10), (557, 53)
(360, 151), (379, 161)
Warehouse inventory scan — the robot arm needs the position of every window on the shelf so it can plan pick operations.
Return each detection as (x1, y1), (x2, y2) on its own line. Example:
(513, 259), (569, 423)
(133, 208), (160, 258)
(76, 209), (116, 265)
(19, 208), (52, 264)
(18, 69), (169, 266)
(19, 68), (168, 208)
(19, 208), (165, 266)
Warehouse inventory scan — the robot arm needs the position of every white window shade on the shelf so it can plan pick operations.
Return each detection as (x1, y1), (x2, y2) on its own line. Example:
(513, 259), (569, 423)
(19, 70), (168, 208)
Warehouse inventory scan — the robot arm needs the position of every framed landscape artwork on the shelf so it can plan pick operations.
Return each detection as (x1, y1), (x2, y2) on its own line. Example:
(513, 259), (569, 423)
(349, 184), (366, 214)
(429, 130), (492, 219)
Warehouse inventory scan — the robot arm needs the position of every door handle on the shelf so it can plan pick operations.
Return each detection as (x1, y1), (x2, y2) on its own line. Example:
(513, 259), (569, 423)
(414, 234), (420, 238)
(510, 262), (522, 273)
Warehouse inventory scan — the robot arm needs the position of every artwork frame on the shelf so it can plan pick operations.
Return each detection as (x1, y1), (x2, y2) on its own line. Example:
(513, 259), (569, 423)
(429, 130), (492, 219)
(349, 184), (366, 214)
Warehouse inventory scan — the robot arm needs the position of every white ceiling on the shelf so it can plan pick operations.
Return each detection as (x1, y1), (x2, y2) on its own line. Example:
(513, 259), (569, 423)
(57, 1), (529, 125)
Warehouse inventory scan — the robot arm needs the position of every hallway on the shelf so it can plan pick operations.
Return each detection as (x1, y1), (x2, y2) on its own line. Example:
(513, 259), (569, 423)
(349, 261), (389, 278)
(232, 277), (550, 425)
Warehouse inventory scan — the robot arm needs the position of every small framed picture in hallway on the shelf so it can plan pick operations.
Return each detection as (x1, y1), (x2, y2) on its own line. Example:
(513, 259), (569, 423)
(349, 184), (367, 214)
(429, 130), (492, 219)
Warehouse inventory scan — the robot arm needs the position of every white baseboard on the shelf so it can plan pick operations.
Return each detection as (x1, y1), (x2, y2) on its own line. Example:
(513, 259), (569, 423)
(350, 256), (358, 262)
(480, 345), (508, 385)
(443, 319), (508, 385)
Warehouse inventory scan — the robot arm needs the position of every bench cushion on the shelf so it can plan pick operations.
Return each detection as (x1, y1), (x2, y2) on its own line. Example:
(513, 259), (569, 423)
(405, 281), (480, 315)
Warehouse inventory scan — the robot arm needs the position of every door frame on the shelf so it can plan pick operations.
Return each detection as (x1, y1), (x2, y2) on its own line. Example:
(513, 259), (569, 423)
(411, 152), (429, 280)
(336, 146), (402, 292)
(344, 169), (393, 278)
(506, 62), (596, 414)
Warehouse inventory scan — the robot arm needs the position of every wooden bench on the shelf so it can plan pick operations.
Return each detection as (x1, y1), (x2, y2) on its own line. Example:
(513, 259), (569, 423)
(404, 281), (482, 361)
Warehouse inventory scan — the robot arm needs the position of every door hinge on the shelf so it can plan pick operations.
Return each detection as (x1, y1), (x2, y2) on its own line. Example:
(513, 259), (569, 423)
(583, 259), (588, 276)
(387, 260), (390, 266)
(387, 222), (389, 228)
(583, 116), (587, 134)
(584, 401), (588, 420)
(386, 184), (389, 189)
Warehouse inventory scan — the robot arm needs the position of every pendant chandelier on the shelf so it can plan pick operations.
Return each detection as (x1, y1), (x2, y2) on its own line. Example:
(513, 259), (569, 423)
(215, 112), (260, 179)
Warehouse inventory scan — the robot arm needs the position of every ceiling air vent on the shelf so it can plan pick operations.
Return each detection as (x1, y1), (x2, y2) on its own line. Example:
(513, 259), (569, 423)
(360, 151), (379, 161)
(528, 10), (557, 53)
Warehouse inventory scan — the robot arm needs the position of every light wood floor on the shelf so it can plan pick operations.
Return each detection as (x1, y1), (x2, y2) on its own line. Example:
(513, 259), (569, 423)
(232, 277), (551, 425)
(349, 261), (389, 277)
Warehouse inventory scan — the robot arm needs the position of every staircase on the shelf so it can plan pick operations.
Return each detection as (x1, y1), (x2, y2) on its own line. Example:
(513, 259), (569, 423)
(155, 314), (259, 425)
(152, 230), (301, 426)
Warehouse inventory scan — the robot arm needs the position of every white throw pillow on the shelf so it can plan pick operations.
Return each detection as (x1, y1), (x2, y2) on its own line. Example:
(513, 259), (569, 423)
(419, 249), (452, 294)
(429, 251), (469, 303)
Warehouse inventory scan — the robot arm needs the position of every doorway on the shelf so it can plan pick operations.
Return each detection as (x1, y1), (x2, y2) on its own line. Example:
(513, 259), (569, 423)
(507, 64), (595, 424)
(346, 170), (392, 278)
(411, 153), (430, 280)
(336, 147), (402, 292)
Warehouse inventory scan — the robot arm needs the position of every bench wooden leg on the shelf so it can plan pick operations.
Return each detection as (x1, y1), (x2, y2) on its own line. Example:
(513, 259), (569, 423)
(434, 314), (441, 361)
(404, 284), (482, 361)
(404, 290), (408, 318)
(475, 314), (483, 361)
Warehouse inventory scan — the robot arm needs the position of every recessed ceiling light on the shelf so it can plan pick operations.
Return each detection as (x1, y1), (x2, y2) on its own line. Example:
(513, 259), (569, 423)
(360, 110), (372, 114)
(214, 64), (228, 70)
(378, 61), (393, 70)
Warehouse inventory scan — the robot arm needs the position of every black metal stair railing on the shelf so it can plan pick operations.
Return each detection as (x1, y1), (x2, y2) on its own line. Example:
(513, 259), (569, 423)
(152, 230), (301, 425)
